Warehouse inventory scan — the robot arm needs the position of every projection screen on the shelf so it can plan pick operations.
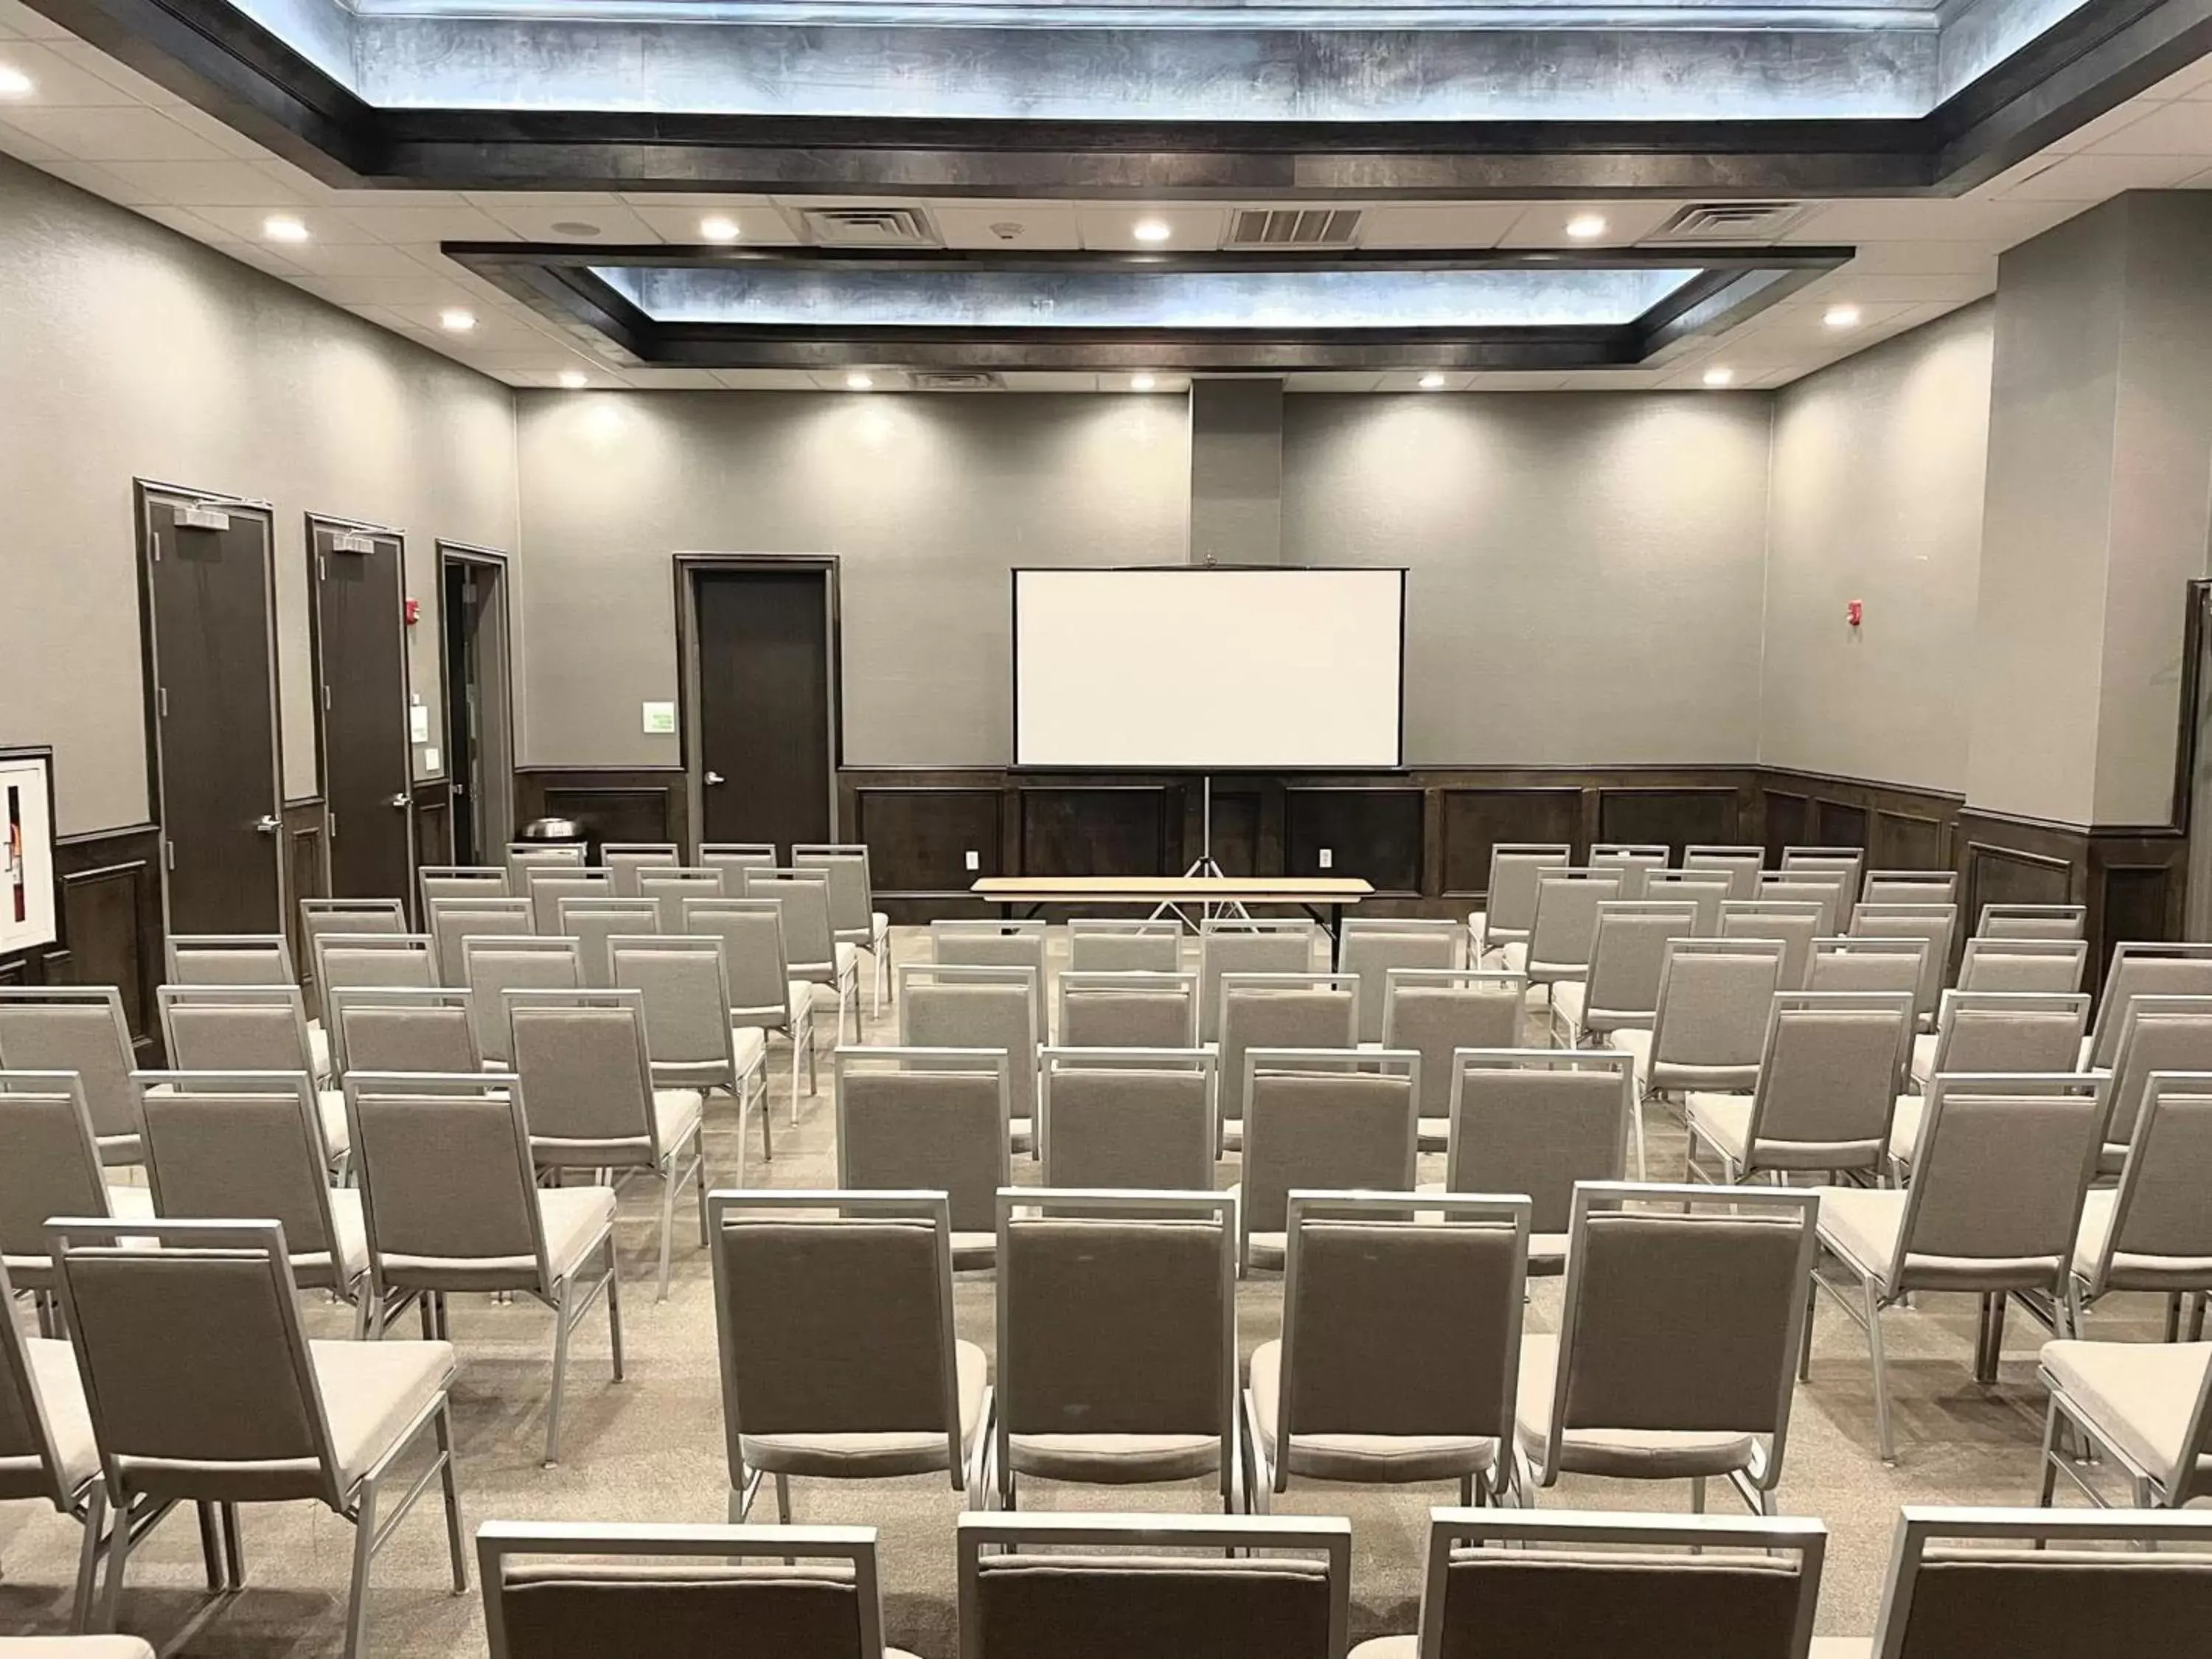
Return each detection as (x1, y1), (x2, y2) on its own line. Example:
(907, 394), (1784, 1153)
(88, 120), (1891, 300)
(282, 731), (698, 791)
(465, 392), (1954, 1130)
(1013, 568), (1407, 768)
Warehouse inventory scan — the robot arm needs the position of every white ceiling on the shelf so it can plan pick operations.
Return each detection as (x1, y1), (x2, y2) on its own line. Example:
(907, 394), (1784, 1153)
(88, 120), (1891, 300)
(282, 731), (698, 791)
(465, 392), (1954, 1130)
(6, 0), (2212, 392)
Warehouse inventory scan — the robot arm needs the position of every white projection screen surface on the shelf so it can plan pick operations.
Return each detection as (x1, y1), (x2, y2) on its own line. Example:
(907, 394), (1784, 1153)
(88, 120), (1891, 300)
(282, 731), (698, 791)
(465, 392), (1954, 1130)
(1013, 568), (1407, 768)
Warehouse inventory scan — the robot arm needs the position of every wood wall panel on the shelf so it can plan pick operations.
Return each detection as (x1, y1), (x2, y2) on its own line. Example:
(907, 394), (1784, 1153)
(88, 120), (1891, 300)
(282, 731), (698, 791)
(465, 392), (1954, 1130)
(1284, 787), (1423, 894)
(1875, 810), (1947, 869)
(1962, 839), (2077, 913)
(1815, 800), (1869, 850)
(516, 768), (687, 855)
(854, 787), (1003, 894)
(0, 824), (167, 1057)
(1438, 789), (1580, 897)
(1020, 787), (1172, 878)
(1596, 787), (1740, 853)
(412, 781), (451, 874)
(1196, 786), (1265, 878)
(1762, 792), (1810, 860)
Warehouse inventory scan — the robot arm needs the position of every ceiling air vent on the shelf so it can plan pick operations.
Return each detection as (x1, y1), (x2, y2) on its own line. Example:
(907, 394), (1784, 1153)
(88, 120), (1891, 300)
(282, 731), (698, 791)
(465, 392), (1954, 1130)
(1225, 208), (1365, 249)
(799, 206), (940, 247)
(910, 370), (1006, 392)
(1643, 201), (1812, 243)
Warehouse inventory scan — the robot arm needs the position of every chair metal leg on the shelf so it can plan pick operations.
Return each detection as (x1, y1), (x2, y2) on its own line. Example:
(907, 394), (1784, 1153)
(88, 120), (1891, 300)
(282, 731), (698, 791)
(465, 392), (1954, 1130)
(71, 1486), (106, 1633)
(342, 1475), (378, 1659)
(1863, 1278), (1896, 1464)
(606, 1247), (627, 1381)
(1632, 1095), (1649, 1182)
(2190, 1293), (2208, 1344)
(434, 1401), (468, 1593)
(96, 1486), (134, 1633)
(196, 1501), (226, 1592)
(2038, 1401), (2063, 1506)
(773, 1472), (793, 1523)
(220, 1501), (244, 1590)
(418, 1293), (437, 1340)
(1690, 1476), (1707, 1514)
(656, 1157), (678, 1303)
(696, 1141), (713, 1246)
(2165, 1293), (2185, 1343)
(544, 1280), (575, 1467)
(1798, 1279), (1817, 1383)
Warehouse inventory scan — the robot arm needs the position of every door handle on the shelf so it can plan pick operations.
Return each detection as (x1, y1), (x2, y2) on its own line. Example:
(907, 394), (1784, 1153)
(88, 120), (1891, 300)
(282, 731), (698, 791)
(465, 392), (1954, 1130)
(704, 771), (728, 787)
(389, 792), (412, 809)
(254, 815), (280, 835)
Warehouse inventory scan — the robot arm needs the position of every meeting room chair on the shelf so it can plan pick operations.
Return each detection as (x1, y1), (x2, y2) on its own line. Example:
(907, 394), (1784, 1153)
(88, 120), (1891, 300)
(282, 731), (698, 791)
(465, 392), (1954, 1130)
(1860, 870), (1960, 908)
(1554, 900), (1699, 1048)
(792, 843), (894, 1015)
(636, 866), (726, 931)
(1066, 917), (1182, 973)
(164, 933), (295, 988)
(2085, 942), (2212, 1069)
(508, 843), (586, 884)
(606, 935), (770, 1175)
(310, 933), (438, 1026)
(0, 987), (148, 1166)
(1809, 1074), (2107, 1462)
(1197, 919), (1321, 1040)
(328, 985), (483, 1079)
(1036, 1047), (1216, 1192)
(507, 987), (712, 1300)
(342, 1071), (622, 1466)
(526, 867), (613, 934)
(1975, 902), (2087, 941)
(899, 962), (1040, 1155)
(1248, 1192), (1527, 1510)
(2068, 1070), (2212, 1337)
(681, 895), (816, 1107)
(1804, 936), (1928, 1001)
(2094, 995), (2212, 1174)
(748, 869), (859, 1046)
(956, 1513), (1351, 1659)
(1509, 871), (1624, 1020)
(995, 1189), (1239, 1512)
(427, 895), (535, 984)
(464, 936), (584, 1066)
(556, 895), (662, 985)
(1335, 917), (1462, 1041)
(2037, 1332), (2212, 1511)
(1217, 971), (1359, 1154)
(834, 1048), (1010, 1268)
(1685, 991), (1913, 1188)
(0, 1071), (155, 1320)
(601, 841), (679, 897)
(1235, 1048), (1418, 1274)
(1890, 992), (2091, 1176)
(1952, 935), (2088, 996)
(46, 1217), (465, 1659)
(1683, 844), (1767, 900)
(1589, 842), (1669, 900)
(1607, 938), (1786, 1160)
(931, 919), (1048, 977)
(1470, 842), (1570, 964)
(1054, 970), (1199, 1048)
(478, 1520), (916, 1659)
(1439, 1049), (1636, 1273)
(301, 897), (407, 948)
(156, 983), (349, 1170)
(698, 842), (779, 892)
(1780, 846), (1865, 905)
(1352, 1509), (1828, 1659)
(708, 1190), (990, 1525)
(1519, 1183), (1819, 1515)
(419, 864), (509, 908)
(1753, 872), (1849, 939)
(1378, 967), (1527, 1149)
(1848, 904), (1957, 1029)
(1641, 869), (1735, 936)
(1719, 898), (1824, 990)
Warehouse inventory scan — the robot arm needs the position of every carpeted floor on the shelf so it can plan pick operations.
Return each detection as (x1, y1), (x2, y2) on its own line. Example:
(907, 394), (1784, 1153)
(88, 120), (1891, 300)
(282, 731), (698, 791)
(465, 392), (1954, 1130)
(0, 926), (2168, 1658)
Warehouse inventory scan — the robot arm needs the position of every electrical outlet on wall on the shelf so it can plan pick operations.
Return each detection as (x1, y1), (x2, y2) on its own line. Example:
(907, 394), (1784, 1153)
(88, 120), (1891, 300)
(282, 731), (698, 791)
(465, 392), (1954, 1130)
(965, 850), (981, 872)
(1318, 848), (1334, 869)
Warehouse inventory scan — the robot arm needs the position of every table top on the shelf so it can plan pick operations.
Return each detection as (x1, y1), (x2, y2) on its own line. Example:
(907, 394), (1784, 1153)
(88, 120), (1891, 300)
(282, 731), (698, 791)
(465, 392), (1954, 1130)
(971, 874), (1374, 900)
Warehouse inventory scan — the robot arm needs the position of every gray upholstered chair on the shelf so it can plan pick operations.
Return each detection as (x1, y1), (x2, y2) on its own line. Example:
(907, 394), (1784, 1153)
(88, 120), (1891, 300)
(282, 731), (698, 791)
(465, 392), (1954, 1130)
(1335, 918), (1461, 1042)
(1683, 844), (1767, 900)
(1055, 970), (1199, 1049)
(464, 936), (584, 1065)
(1517, 1182), (1818, 1514)
(0, 1072), (154, 1318)
(556, 896), (662, 986)
(155, 983), (349, 1172)
(956, 1514), (1350, 1659)
(931, 919), (1047, 976)
(747, 869), (859, 1046)
(899, 963), (1040, 1155)
(479, 1520), (914, 1659)
(1589, 842), (1670, 900)
(601, 841), (679, 897)
(301, 897), (406, 953)
(1753, 873), (1849, 939)
(1067, 918), (1182, 973)
(1607, 939), (1785, 1161)
(327, 986), (482, 1079)
(1779, 846), (1865, 905)
(1804, 936), (1928, 1000)
(1555, 900), (1700, 1048)
(1719, 900), (1824, 990)
(2070, 1070), (2212, 1337)
(1439, 1049), (1635, 1270)
(1641, 870), (1736, 936)
(0, 1252), (119, 1632)
(1510, 871), (1624, 1028)
(1975, 902), (2087, 941)
(1198, 919), (1321, 1041)
(698, 842), (778, 894)
(2086, 942), (2212, 1069)
(0, 990), (147, 1166)
(995, 1189), (1239, 1512)
(525, 867), (614, 934)
(1470, 843), (1571, 963)
(707, 1190), (990, 1525)
(608, 935), (769, 1173)
(834, 1048), (1010, 1268)
(342, 1071), (621, 1466)
(418, 864), (509, 908)
(1953, 936), (2088, 997)
(164, 933), (294, 988)
(1235, 1049), (1419, 1273)
(1037, 1048), (1215, 1193)
(1218, 972), (1357, 1155)
(1860, 870), (1960, 908)
(792, 844), (894, 1015)
(1810, 1074), (2107, 1462)
(310, 933), (437, 1009)
(636, 867), (727, 931)
(46, 1217), (465, 1659)
(507, 842), (585, 885)
(2094, 995), (2212, 1174)
(1846, 904), (1956, 1031)
(1903, 987), (2089, 1098)
(1247, 1192), (1528, 1509)
(1378, 969), (1527, 1151)
(681, 896), (816, 1108)
(1685, 990), (1914, 1187)
(508, 987), (712, 1300)
(1350, 1509), (1828, 1659)
(427, 896), (534, 985)
(2037, 1335), (2212, 1512)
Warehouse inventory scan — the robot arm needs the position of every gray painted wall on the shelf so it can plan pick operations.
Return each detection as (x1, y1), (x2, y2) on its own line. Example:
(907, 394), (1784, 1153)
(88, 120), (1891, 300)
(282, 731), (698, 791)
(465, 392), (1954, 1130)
(1761, 301), (1993, 792)
(1280, 393), (1775, 765)
(0, 155), (519, 836)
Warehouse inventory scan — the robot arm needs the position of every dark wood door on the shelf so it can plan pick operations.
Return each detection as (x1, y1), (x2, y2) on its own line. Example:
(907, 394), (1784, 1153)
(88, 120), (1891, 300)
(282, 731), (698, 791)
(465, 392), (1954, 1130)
(311, 521), (414, 908)
(695, 567), (833, 853)
(142, 493), (283, 934)
(443, 556), (479, 866)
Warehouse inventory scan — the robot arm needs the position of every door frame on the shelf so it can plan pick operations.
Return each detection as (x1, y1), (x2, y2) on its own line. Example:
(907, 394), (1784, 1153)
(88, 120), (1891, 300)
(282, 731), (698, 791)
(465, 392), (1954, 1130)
(133, 479), (286, 939)
(672, 552), (844, 853)
(305, 511), (415, 911)
(436, 541), (518, 866)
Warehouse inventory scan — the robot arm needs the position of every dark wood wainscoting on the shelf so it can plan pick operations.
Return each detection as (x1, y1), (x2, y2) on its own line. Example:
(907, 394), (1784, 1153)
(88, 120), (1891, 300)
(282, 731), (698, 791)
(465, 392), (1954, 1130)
(515, 767), (688, 855)
(0, 823), (165, 1060)
(412, 779), (451, 873)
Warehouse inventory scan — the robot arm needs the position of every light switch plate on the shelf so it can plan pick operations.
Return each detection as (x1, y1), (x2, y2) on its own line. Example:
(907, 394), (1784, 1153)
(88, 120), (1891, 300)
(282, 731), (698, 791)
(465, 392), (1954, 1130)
(641, 700), (677, 735)
(965, 850), (981, 872)
(421, 746), (440, 773)
(1318, 848), (1334, 869)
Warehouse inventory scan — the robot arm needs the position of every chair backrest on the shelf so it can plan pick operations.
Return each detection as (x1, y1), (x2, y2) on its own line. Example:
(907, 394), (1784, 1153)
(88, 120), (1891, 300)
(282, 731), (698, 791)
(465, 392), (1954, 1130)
(1681, 845), (1767, 901)
(899, 964), (1040, 1121)
(1219, 974), (1358, 1134)
(136, 1071), (344, 1275)
(1956, 936), (2089, 995)
(49, 1217), (350, 1507)
(428, 896), (535, 983)
(636, 868), (728, 931)
(1863, 1508), (2212, 1659)
(166, 933), (295, 987)
(1482, 844), (1573, 943)
(1068, 919), (1182, 973)
(344, 1071), (552, 1291)
(0, 987), (144, 1147)
(791, 852), (874, 945)
(480, 1520), (891, 1659)
(312, 932), (437, 1001)
(507, 989), (662, 1167)
(1335, 919), (1461, 1040)
(2083, 1070), (2212, 1297)
(745, 869), (836, 975)
(1526, 870), (1624, 978)
(330, 985), (481, 1077)
(1860, 870), (1959, 908)
(956, 1514), (1352, 1659)
(508, 842), (586, 883)
(1739, 992), (1914, 1172)
(698, 844), (779, 891)
(157, 983), (314, 1076)
(931, 920), (1048, 976)
(1848, 904), (1957, 1021)
(1891, 1076), (2107, 1295)
(1805, 936), (1930, 1000)
(1717, 900), (1823, 990)
(602, 842), (680, 897)
(1409, 1510), (1827, 1659)
(464, 936), (584, 1062)
(0, 1253), (75, 1507)
(1648, 939), (1787, 1088)
(1545, 1183), (1818, 1483)
(0, 1071), (115, 1276)
(1588, 844), (1669, 900)
(681, 898), (794, 1028)
(835, 1049), (1011, 1234)
(558, 896), (664, 985)
(1581, 901), (1701, 1030)
(1923, 992), (2091, 1080)
(1057, 971), (1200, 1049)
(1753, 873), (1847, 937)
(1640, 871), (1733, 936)
(608, 935), (740, 1093)
(1975, 902), (2087, 941)
(1381, 970), (1528, 1120)
(2103, 995), (2212, 1149)
(2090, 943), (2212, 1068)
(526, 867), (614, 933)
(1779, 846), (1864, 905)
(302, 897), (406, 950)
(1239, 1050), (1418, 1241)
(420, 866), (509, 908)
(1037, 1048), (1216, 1194)
(1197, 921), (1319, 1040)
(1444, 1051), (1634, 1234)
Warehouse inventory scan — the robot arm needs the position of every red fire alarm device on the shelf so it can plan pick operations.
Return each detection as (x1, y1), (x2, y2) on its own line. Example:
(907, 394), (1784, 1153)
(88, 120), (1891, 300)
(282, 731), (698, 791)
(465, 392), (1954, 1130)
(404, 597), (421, 626)
(1846, 599), (1863, 627)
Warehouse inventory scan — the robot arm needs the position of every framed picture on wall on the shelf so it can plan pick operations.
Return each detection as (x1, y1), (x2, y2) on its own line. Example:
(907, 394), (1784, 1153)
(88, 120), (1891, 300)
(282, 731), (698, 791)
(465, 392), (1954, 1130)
(0, 746), (59, 956)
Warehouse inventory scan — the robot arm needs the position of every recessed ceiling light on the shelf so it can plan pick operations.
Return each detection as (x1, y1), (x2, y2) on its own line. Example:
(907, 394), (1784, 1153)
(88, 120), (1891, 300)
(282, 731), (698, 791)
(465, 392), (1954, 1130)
(550, 220), (602, 238)
(846, 371), (874, 390)
(0, 64), (35, 98)
(1130, 373), (1157, 392)
(439, 309), (477, 333)
(558, 370), (589, 389)
(262, 215), (310, 243)
(1417, 371), (1449, 390)
(1823, 303), (1863, 329)
(699, 215), (740, 243)
(1702, 366), (1735, 387)
(1132, 218), (1172, 243)
(1565, 213), (1608, 240)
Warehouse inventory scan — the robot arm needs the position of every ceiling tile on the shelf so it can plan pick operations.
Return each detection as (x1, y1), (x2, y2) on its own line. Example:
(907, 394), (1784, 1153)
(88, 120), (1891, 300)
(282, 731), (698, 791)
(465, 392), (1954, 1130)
(464, 192), (663, 243)
(0, 0), (75, 37)
(218, 240), (312, 280)
(608, 368), (725, 389)
(1995, 151), (2206, 200)
(43, 38), (184, 105)
(934, 201), (1080, 249)
(324, 201), (516, 243)
(0, 103), (231, 161)
(1554, 368), (1674, 389)
(103, 158), (309, 206)
(129, 202), (242, 243)
(627, 200), (801, 244)
(2041, 97), (2168, 154)
(294, 271), (487, 308)
(181, 201), (375, 243)
(0, 116), (65, 163)
(33, 158), (145, 202)
(1075, 204), (1228, 250)
(1506, 201), (1678, 247)
(1357, 203), (1520, 248)
(266, 238), (444, 278)
(997, 372), (1102, 391)
(711, 369), (827, 390)
(1467, 372), (1573, 390)
(2079, 97), (2212, 155)
(0, 41), (147, 105)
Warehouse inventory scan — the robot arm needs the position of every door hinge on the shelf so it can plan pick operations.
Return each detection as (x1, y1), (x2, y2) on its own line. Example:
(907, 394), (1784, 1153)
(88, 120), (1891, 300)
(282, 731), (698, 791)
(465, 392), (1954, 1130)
(150, 534), (161, 563)
(156, 686), (168, 718)
(328, 813), (338, 841)
(164, 839), (175, 871)
(322, 684), (332, 710)
(316, 552), (327, 580)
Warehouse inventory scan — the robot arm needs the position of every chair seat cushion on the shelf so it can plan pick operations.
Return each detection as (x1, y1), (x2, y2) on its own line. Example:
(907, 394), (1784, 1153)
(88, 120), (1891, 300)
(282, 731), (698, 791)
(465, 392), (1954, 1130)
(309, 1337), (455, 1487)
(2040, 1338), (2212, 1498)
(742, 1340), (987, 1479)
(1007, 1430), (1221, 1484)
(1888, 1093), (1924, 1166)
(316, 1088), (353, 1157)
(1551, 981), (1587, 1030)
(787, 983), (816, 1024)
(1499, 942), (1529, 976)
(654, 1088), (705, 1153)
(0, 1639), (159, 1658)
(835, 943), (859, 979)
(19, 1335), (100, 1495)
(1514, 1335), (1756, 1481)
(1908, 1032), (1935, 1088)
(872, 912), (891, 942)
(307, 1022), (332, 1081)
(1685, 1093), (1753, 1163)
(1249, 1340), (1498, 1484)
(293, 1186), (371, 1288)
(951, 1231), (996, 1271)
(728, 1029), (768, 1077)
(1417, 1116), (1450, 1152)
(539, 1186), (620, 1281)
(1346, 1640), (1416, 1659)
(1607, 1028), (1652, 1091)
(2073, 1187), (2212, 1290)
(1813, 1186), (1907, 1280)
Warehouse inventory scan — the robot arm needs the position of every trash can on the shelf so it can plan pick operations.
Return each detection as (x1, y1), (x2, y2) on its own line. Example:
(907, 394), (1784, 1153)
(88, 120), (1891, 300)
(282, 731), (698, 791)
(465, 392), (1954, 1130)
(516, 815), (592, 860)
